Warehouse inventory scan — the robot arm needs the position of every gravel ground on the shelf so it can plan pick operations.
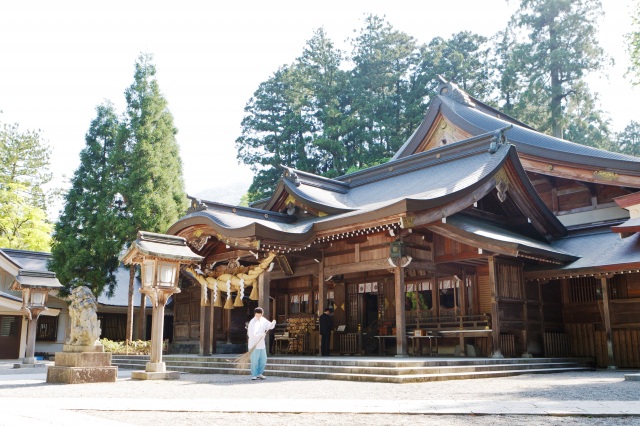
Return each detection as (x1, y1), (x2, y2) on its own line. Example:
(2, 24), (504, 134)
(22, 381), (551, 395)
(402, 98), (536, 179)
(1, 361), (639, 425)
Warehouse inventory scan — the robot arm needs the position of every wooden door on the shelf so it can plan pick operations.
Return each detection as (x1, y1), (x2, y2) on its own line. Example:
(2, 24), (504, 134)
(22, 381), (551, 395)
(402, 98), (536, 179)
(0, 315), (21, 359)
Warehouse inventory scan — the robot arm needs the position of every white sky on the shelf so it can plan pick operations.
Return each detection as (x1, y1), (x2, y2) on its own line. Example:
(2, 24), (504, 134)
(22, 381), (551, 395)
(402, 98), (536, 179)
(0, 0), (637, 214)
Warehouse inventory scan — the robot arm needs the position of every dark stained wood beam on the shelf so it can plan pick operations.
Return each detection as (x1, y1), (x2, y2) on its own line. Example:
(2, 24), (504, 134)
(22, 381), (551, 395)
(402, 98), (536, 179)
(204, 250), (257, 265)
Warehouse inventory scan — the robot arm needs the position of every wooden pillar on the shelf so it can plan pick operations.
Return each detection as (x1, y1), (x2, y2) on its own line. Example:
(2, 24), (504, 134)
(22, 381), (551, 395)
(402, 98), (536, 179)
(210, 297), (217, 354)
(258, 272), (271, 319)
(317, 255), (326, 356)
(600, 276), (616, 369)
(488, 256), (503, 358)
(456, 274), (466, 356)
(394, 264), (407, 356)
(522, 274), (531, 357)
(138, 294), (147, 340)
(199, 304), (211, 356)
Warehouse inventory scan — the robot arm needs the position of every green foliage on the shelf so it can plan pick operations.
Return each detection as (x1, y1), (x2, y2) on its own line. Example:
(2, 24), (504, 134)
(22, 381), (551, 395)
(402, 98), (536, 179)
(507, 0), (608, 138)
(100, 338), (154, 355)
(237, 17), (430, 201)
(124, 53), (188, 233)
(563, 82), (614, 151)
(0, 121), (53, 251)
(236, 65), (319, 201)
(616, 121), (640, 156)
(49, 102), (129, 297)
(50, 54), (188, 298)
(237, 7), (618, 203)
(626, 0), (640, 85)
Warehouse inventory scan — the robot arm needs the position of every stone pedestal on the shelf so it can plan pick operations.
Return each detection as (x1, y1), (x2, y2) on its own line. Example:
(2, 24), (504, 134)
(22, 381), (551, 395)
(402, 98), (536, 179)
(130, 361), (180, 380)
(46, 346), (118, 384)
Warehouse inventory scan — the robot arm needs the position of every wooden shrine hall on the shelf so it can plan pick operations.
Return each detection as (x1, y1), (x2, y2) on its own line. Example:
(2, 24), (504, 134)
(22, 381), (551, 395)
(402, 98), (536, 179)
(167, 80), (640, 368)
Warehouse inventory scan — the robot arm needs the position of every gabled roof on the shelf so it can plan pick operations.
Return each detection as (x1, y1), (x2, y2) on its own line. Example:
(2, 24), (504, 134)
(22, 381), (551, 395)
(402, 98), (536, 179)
(393, 81), (640, 176)
(525, 230), (640, 280)
(0, 249), (51, 272)
(429, 213), (577, 262)
(170, 130), (567, 249)
(10, 270), (62, 289)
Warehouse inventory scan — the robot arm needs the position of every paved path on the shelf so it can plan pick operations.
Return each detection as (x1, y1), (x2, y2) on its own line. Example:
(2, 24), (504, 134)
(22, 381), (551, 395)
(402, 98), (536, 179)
(1, 360), (639, 425)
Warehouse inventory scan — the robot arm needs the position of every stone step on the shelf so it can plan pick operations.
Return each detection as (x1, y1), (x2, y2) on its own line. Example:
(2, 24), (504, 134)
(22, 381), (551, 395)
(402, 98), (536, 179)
(111, 355), (591, 383)
(113, 359), (583, 375)
(112, 355), (587, 367)
(112, 360), (589, 383)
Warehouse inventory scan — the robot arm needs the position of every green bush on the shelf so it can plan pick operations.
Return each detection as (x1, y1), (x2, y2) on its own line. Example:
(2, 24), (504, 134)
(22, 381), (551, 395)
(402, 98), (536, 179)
(100, 338), (152, 355)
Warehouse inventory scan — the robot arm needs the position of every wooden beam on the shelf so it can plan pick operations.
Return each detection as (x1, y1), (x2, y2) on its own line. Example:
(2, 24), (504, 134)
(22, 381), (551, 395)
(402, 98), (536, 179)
(520, 156), (640, 188)
(600, 276), (616, 369)
(430, 224), (519, 257)
(270, 263), (319, 280)
(204, 250), (255, 264)
(323, 258), (397, 276)
(435, 251), (491, 264)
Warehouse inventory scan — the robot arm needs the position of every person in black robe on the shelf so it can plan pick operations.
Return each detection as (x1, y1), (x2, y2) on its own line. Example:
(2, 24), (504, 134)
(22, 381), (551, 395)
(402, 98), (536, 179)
(319, 307), (333, 356)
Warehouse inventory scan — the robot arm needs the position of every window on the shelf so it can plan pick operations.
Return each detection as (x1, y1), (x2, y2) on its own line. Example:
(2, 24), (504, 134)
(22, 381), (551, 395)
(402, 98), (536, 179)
(290, 292), (311, 314)
(314, 290), (334, 313)
(0, 316), (19, 337)
(36, 315), (58, 341)
(406, 281), (432, 311)
(439, 278), (458, 310)
(290, 294), (300, 314)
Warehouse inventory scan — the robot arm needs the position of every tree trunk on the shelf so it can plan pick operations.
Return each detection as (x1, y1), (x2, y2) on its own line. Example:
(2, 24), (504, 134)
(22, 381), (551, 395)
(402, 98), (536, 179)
(549, 24), (564, 139)
(126, 265), (135, 343)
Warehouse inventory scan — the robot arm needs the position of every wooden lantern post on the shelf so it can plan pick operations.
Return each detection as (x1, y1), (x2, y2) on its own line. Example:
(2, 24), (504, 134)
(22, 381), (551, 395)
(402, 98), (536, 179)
(121, 231), (203, 380)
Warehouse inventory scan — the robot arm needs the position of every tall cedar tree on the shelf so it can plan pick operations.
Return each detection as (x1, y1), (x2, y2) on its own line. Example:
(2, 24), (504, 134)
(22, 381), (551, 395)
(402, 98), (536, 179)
(510, 0), (608, 138)
(123, 53), (188, 340)
(0, 121), (53, 251)
(49, 103), (128, 297)
(236, 65), (318, 201)
(298, 28), (350, 177)
(348, 15), (418, 165)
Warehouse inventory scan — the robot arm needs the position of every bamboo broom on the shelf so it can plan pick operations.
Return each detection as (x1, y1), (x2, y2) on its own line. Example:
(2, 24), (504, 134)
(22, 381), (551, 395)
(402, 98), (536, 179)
(234, 332), (267, 369)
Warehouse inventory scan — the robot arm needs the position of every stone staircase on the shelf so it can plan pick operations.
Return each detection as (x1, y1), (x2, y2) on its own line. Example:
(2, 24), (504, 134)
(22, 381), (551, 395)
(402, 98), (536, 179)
(111, 355), (593, 383)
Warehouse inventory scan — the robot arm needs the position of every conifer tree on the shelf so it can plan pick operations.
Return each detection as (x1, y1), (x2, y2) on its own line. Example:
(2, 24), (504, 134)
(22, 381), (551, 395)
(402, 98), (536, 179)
(122, 53), (188, 340)
(49, 102), (128, 297)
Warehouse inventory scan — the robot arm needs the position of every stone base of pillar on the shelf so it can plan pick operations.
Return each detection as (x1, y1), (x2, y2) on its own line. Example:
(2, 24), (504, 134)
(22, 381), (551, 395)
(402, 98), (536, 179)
(131, 370), (180, 380)
(145, 362), (166, 373)
(46, 348), (117, 384)
(13, 360), (43, 369)
(607, 365), (617, 370)
(521, 352), (533, 358)
(491, 350), (504, 359)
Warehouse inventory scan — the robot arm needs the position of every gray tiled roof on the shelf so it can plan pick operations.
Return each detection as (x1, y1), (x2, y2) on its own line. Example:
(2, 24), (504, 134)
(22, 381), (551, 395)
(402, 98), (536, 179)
(0, 290), (22, 303)
(393, 82), (640, 173)
(13, 270), (62, 289)
(0, 249), (51, 271)
(443, 214), (577, 260)
(440, 95), (640, 167)
(551, 231), (640, 270)
(175, 138), (515, 240)
(96, 265), (153, 307)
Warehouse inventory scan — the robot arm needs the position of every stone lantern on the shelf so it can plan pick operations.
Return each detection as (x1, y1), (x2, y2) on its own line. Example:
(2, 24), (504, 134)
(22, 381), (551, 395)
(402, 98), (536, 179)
(121, 231), (203, 380)
(10, 270), (62, 367)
